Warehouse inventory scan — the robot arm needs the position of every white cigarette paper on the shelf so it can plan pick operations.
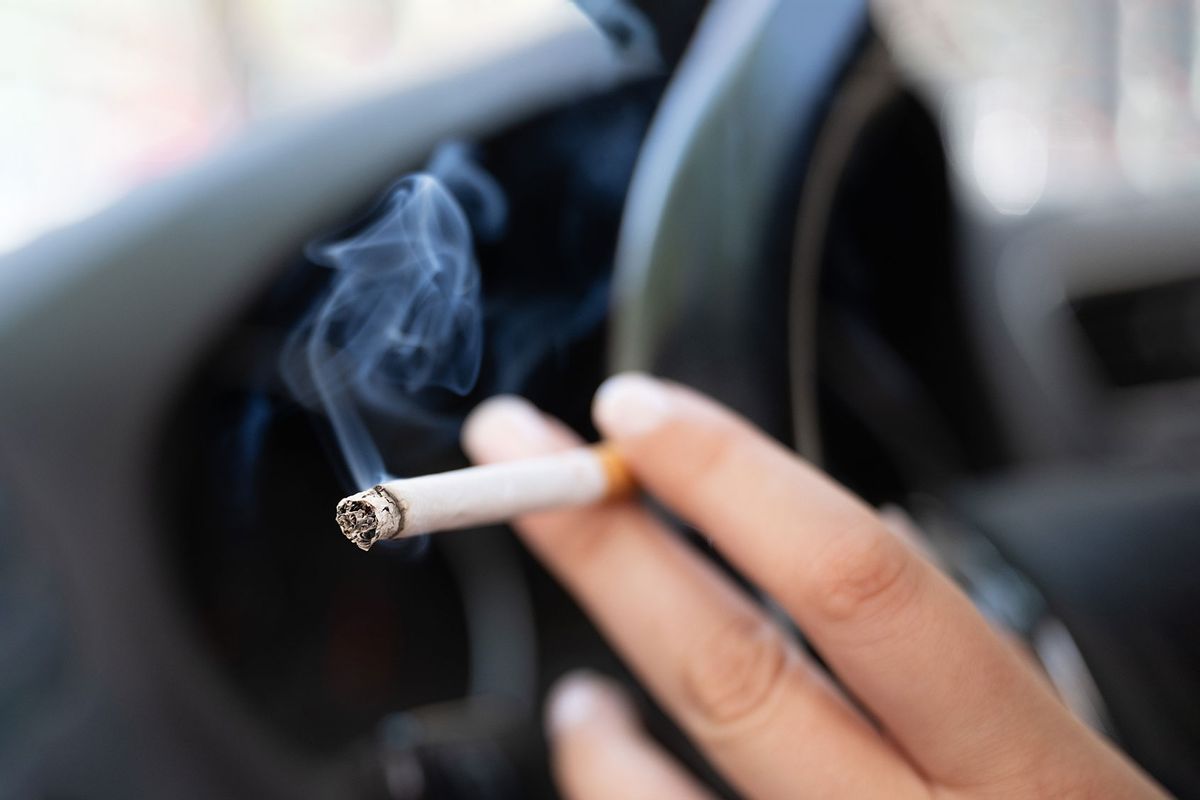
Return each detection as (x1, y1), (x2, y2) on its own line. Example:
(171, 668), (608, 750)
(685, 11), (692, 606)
(335, 444), (632, 550)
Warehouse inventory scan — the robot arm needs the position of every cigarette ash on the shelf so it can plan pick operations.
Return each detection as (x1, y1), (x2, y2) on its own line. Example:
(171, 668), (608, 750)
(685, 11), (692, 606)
(335, 485), (405, 551)
(335, 499), (381, 549)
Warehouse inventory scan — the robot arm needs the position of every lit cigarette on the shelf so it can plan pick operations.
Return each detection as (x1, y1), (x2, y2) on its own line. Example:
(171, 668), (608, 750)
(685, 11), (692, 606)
(335, 444), (633, 550)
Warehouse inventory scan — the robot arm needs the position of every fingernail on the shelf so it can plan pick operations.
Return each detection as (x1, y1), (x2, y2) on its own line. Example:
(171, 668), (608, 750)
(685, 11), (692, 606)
(461, 395), (552, 462)
(547, 674), (603, 734)
(593, 373), (672, 439)
(546, 672), (628, 735)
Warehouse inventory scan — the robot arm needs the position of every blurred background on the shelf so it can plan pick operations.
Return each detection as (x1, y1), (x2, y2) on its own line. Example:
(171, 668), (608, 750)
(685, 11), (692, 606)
(2, 0), (1199, 798)
(0, 0), (577, 256)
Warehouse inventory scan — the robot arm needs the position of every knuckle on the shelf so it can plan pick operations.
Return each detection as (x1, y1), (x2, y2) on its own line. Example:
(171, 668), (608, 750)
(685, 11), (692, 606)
(809, 520), (915, 624)
(683, 615), (790, 731)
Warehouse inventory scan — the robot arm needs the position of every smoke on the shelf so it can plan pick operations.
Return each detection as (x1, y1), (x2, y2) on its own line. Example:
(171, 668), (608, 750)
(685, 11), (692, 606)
(426, 141), (508, 243)
(572, 0), (660, 69)
(283, 145), (503, 490)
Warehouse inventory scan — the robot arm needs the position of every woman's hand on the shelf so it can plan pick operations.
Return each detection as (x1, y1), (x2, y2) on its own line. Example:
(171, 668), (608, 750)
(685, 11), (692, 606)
(462, 374), (1165, 799)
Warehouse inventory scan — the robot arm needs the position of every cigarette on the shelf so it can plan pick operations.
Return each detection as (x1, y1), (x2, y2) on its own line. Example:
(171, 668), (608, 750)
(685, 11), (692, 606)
(335, 444), (634, 550)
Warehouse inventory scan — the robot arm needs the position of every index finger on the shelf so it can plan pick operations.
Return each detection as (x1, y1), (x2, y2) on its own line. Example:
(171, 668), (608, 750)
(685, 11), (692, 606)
(589, 374), (1101, 787)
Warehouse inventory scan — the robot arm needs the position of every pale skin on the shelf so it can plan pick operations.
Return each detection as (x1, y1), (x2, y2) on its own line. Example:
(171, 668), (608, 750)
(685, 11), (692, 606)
(462, 373), (1167, 800)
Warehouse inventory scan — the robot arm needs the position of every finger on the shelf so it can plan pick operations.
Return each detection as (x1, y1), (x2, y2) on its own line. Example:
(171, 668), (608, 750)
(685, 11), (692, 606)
(589, 374), (1085, 786)
(878, 506), (1054, 688)
(546, 672), (714, 800)
(463, 397), (926, 800)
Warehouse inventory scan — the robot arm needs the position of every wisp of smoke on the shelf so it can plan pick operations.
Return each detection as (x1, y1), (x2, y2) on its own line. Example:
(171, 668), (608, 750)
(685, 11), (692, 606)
(573, 0), (660, 68)
(313, 177), (482, 401)
(283, 160), (492, 491)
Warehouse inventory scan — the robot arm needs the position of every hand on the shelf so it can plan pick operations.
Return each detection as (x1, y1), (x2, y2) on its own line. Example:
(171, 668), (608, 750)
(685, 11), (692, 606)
(462, 374), (1165, 799)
